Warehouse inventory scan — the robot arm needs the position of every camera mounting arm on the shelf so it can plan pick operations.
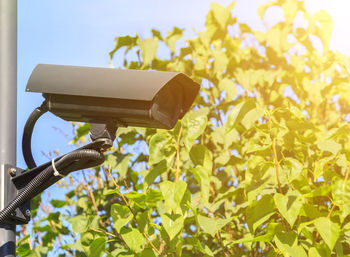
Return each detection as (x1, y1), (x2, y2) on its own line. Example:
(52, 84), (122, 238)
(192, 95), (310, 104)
(0, 103), (117, 225)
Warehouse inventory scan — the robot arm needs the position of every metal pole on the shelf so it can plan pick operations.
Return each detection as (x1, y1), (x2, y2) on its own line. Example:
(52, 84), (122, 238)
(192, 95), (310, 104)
(0, 0), (17, 256)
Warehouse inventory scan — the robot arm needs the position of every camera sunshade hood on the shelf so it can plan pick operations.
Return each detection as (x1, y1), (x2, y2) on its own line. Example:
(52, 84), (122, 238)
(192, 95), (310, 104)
(26, 64), (200, 129)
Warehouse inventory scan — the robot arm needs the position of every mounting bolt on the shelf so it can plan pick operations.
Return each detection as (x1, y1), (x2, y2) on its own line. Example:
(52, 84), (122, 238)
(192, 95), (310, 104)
(25, 209), (31, 217)
(8, 168), (16, 177)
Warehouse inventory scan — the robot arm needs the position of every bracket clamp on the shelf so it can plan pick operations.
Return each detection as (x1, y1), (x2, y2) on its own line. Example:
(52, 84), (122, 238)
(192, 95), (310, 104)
(0, 165), (30, 224)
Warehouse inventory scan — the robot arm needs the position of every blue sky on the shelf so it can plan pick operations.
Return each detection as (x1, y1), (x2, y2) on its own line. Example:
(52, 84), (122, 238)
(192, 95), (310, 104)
(18, 0), (350, 167)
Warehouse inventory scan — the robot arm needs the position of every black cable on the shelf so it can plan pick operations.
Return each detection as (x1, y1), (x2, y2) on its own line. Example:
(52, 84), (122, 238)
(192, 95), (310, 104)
(0, 149), (104, 224)
(22, 101), (49, 169)
(14, 102), (112, 225)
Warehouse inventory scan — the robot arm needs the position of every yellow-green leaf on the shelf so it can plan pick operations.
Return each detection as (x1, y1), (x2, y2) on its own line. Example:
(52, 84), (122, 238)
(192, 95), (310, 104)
(121, 227), (144, 253)
(161, 213), (184, 240)
(274, 231), (307, 257)
(274, 191), (303, 227)
(197, 215), (231, 237)
(139, 37), (159, 66)
(314, 217), (340, 250)
(314, 10), (333, 52)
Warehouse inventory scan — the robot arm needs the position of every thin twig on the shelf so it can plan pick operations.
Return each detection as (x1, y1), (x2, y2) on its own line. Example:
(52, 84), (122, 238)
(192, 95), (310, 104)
(268, 112), (282, 193)
(39, 202), (62, 244)
(327, 204), (335, 219)
(82, 184), (99, 216)
(90, 227), (116, 238)
(343, 162), (350, 189)
(272, 138), (282, 193)
(81, 171), (100, 216)
(217, 231), (231, 257)
(175, 126), (183, 182)
(107, 167), (162, 255)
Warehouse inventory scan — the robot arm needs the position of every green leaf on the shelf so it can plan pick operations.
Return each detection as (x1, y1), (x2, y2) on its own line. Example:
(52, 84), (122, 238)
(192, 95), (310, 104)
(317, 140), (341, 155)
(16, 235), (30, 246)
(182, 108), (209, 151)
(266, 26), (291, 55)
(103, 188), (120, 196)
(219, 78), (238, 100)
(213, 50), (228, 74)
(240, 107), (264, 130)
(224, 128), (239, 149)
(140, 248), (157, 257)
(308, 246), (331, 257)
(282, 0), (299, 24)
(210, 2), (236, 29)
(63, 238), (84, 252)
(120, 227), (144, 253)
(50, 199), (67, 208)
(161, 213), (184, 240)
(314, 10), (333, 52)
(314, 217), (340, 250)
(111, 203), (133, 233)
(246, 195), (275, 232)
(88, 237), (106, 257)
(144, 160), (168, 189)
(284, 158), (303, 182)
(109, 35), (138, 59)
(332, 179), (350, 220)
(105, 153), (130, 179)
(245, 158), (273, 202)
(152, 29), (163, 40)
(274, 191), (303, 227)
(81, 231), (94, 246)
(192, 238), (214, 256)
(159, 180), (187, 213)
(146, 188), (164, 204)
(72, 123), (90, 143)
(191, 166), (210, 203)
(197, 215), (231, 237)
(70, 215), (89, 233)
(234, 223), (280, 244)
(226, 98), (256, 130)
(17, 243), (32, 257)
(165, 27), (183, 53)
(124, 192), (146, 208)
(148, 132), (175, 165)
(274, 231), (307, 257)
(190, 144), (213, 170)
(139, 37), (159, 66)
(136, 211), (148, 233)
(234, 69), (260, 91)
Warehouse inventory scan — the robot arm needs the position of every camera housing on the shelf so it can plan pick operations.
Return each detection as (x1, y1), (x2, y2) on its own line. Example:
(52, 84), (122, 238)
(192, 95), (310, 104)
(26, 64), (200, 129)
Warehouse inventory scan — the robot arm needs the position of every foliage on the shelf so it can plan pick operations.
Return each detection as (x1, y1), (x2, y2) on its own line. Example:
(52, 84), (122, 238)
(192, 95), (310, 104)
(18, 0), (350, 256)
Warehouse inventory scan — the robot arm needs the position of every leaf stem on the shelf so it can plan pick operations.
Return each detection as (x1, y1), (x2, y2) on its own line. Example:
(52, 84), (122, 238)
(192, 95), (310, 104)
(175, 126), (183, 182)
(327, 204), (335, 219)
(90, 227), (116, 238)
(107, 167), (162, 255)
(267, 112), (282, 193)
(142, 232), (162, 256)
(272, 138), (282, 193)
(82, 183), (99, 216)
(217, 231), (231, 257)
(343, 162), (350, 189)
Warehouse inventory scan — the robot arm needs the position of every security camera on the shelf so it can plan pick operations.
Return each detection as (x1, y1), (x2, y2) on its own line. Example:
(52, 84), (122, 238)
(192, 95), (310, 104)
(0, 63), (200, 225)
(21, 63), (200, 175)
(26, 64), (200, 129)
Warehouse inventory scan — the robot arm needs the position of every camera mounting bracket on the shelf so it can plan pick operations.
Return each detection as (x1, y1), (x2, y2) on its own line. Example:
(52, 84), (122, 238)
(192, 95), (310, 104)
(0, 164), (30, 225)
